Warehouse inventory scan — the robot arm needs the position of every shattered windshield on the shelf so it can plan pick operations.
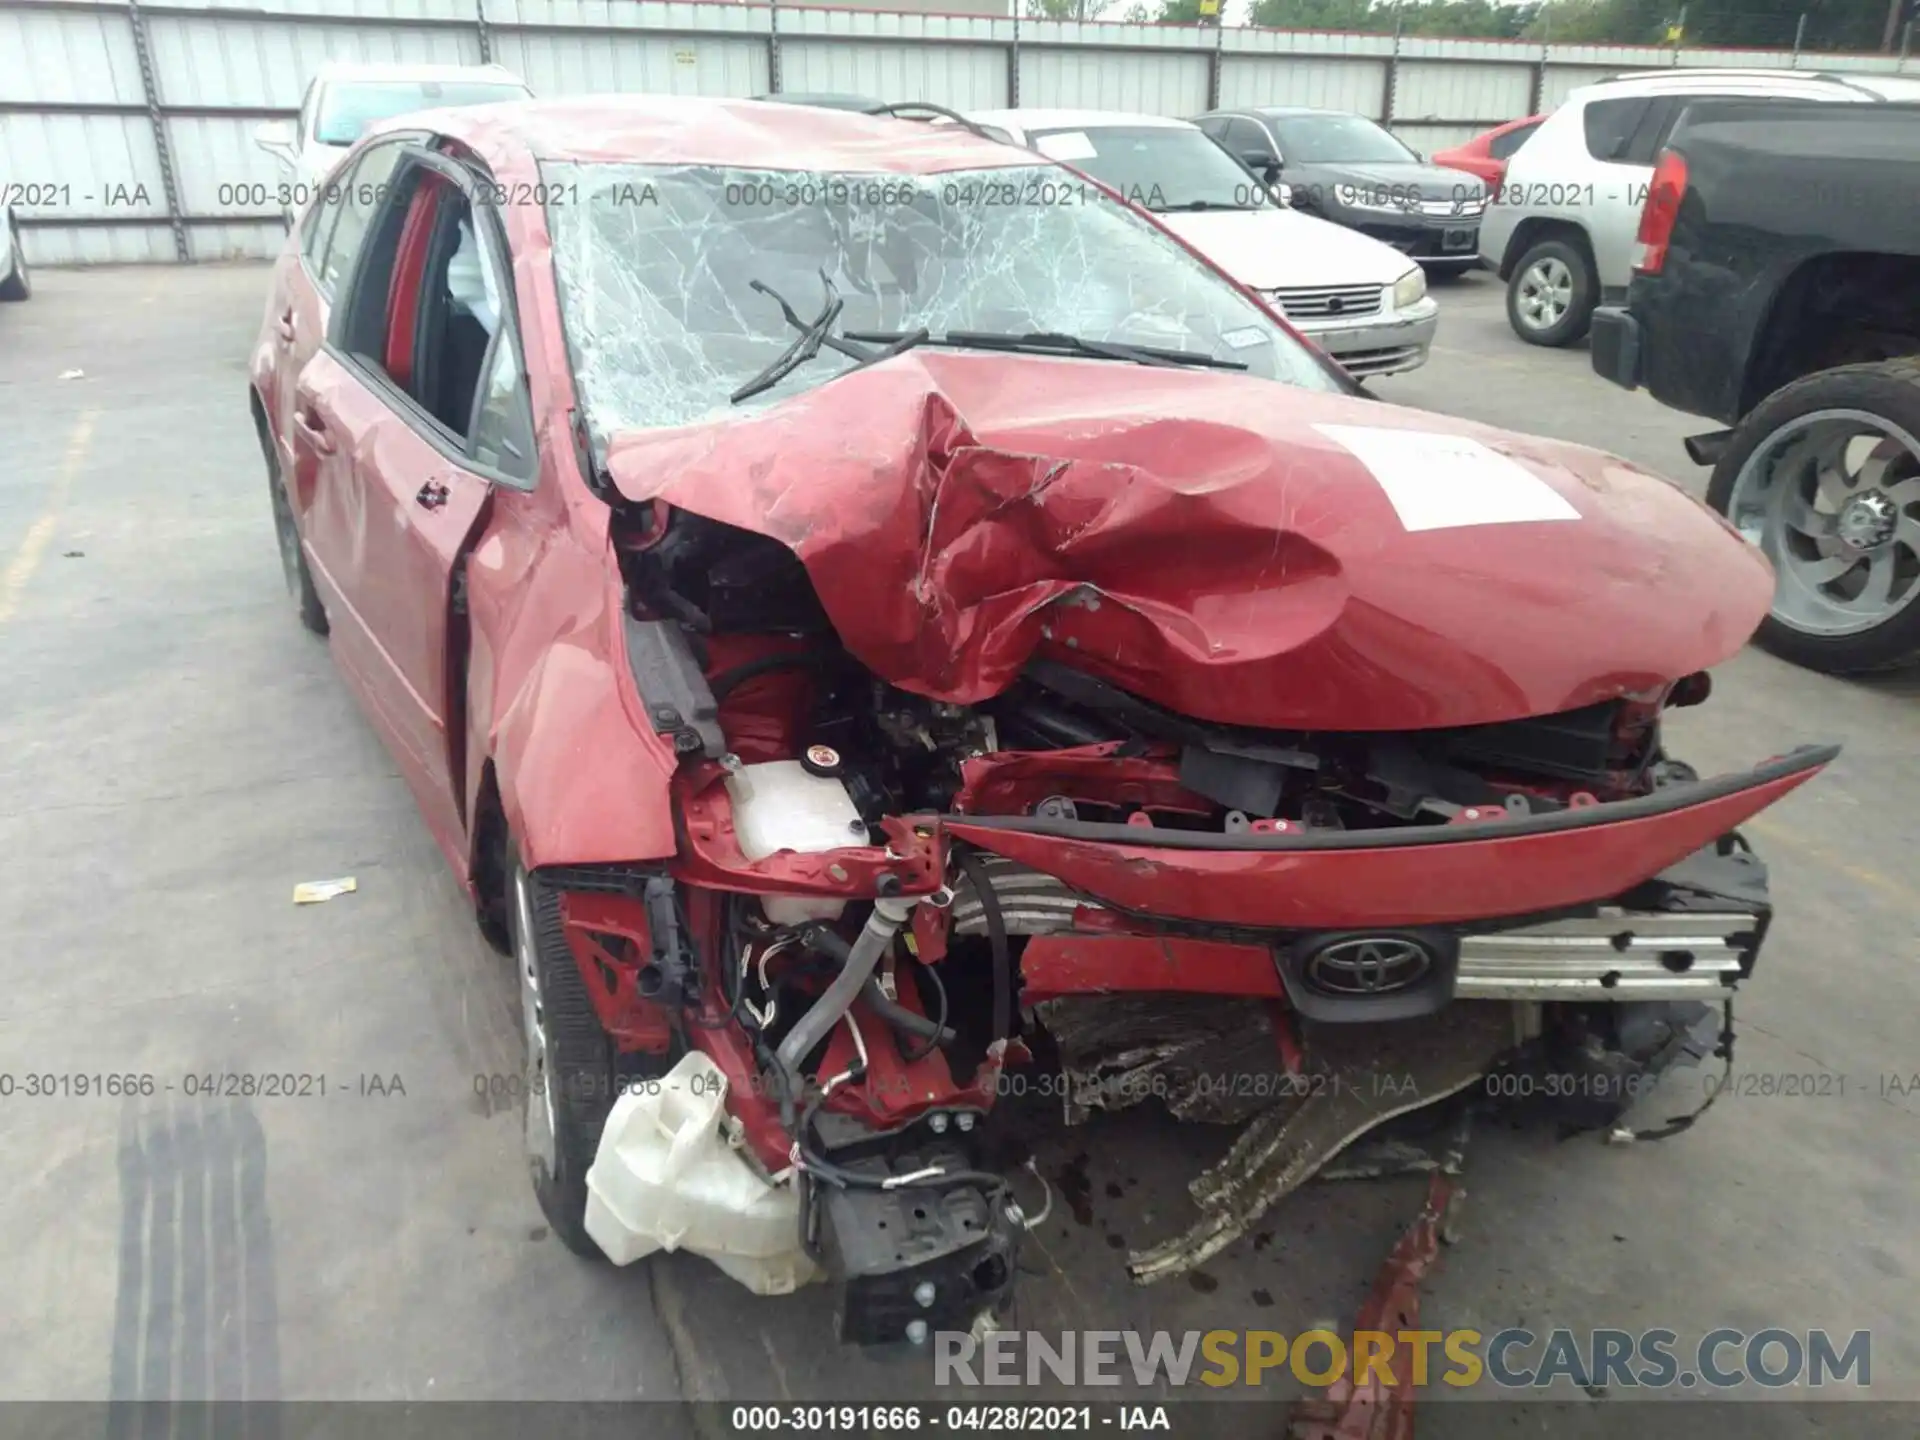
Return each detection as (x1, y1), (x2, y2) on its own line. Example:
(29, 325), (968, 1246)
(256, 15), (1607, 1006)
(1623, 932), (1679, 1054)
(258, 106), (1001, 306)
(541, 160), (1341, 435)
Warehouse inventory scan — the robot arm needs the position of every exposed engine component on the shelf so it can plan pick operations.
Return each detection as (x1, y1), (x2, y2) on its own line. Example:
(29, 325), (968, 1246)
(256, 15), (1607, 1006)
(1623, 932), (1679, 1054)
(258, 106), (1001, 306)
(596, 502), (1817, 1342)
(726, 759), (868, 861)
(803, 1126), (1020, 1346)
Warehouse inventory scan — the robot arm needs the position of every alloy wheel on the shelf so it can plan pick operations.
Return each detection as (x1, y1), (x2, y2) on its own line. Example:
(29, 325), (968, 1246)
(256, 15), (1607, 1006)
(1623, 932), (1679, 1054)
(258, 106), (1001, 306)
(1726, 408), (1920, 637)
(1516, 256), (1572, 331)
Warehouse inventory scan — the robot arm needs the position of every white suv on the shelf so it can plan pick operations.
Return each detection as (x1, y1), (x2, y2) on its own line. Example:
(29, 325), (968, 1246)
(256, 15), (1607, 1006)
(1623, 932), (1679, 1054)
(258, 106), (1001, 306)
(1479, 68), (1920, 347)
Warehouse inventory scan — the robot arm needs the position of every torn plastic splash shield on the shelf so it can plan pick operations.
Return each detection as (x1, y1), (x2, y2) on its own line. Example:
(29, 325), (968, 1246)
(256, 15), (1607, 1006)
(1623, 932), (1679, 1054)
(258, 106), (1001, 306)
(942, 746), (1836, 929)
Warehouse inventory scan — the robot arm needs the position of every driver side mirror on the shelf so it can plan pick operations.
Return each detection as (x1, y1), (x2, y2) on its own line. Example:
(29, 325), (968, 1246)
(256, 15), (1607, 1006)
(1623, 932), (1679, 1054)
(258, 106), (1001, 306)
(254, 120), (298, 167)
(1238, 150), (1280, 182)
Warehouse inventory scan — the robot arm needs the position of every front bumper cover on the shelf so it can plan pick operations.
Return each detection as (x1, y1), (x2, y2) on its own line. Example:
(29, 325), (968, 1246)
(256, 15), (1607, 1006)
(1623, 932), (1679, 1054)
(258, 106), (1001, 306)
(944, 750), (1822, 1021)
(1296, 299), (1438, 379)
(957, 832), (1771, 1021)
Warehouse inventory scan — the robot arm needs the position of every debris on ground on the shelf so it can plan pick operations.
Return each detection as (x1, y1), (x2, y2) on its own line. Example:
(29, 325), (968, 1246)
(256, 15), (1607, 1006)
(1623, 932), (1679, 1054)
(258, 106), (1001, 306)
(1127, 1006), (1508, 1284)
(1288, 1172), (1457, 1440)
(292, 877), (358, 904)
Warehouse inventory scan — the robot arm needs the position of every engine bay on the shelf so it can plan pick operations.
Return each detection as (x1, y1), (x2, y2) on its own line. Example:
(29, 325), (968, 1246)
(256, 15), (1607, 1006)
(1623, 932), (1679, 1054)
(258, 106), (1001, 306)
(618, 509), (1714, 842)
(579, 497), (1806, 1350)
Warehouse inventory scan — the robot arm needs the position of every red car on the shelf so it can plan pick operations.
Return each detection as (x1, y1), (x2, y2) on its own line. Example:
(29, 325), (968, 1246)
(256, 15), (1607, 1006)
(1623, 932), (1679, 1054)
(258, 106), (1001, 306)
(250, 96), (1832, 1344)
(1433, 114), (1547, 192)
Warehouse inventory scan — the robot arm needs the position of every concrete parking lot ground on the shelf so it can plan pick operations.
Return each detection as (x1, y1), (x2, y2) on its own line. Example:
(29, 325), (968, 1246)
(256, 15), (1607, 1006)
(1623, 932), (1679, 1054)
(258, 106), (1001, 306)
(1, 265), (1915, 1435)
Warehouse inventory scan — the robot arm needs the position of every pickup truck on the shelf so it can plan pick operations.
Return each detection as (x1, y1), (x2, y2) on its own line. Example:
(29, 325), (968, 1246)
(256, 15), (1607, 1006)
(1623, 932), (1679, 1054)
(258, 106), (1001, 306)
(1591, 99), (1920, 674)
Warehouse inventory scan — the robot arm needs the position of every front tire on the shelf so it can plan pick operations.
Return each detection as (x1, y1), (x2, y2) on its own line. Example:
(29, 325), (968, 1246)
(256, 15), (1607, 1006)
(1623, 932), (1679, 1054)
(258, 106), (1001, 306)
(508, 850), (617, 1259)
(1706, 359), (1920, 674)
(1505, 237), (1594, 347)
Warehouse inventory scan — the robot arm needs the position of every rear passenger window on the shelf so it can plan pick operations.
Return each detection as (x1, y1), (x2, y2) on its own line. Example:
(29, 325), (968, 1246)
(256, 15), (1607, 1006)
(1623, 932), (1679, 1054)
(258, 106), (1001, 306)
(318, 141), (405, 297)
(1581, 97), (1652, 163)
(1488, 119), (1541, 161)
(1619, 97), (1681, 165)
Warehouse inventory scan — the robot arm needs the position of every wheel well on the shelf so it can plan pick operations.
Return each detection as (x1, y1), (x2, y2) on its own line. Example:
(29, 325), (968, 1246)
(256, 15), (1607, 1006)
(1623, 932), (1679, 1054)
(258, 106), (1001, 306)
(470, 759), (511, 954)
(1742, 252), (1920, 414)
(1500, 218), (1593, 281)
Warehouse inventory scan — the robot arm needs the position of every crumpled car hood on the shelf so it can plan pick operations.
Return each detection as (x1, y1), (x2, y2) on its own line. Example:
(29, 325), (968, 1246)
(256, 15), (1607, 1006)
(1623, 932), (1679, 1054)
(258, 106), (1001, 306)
(604, 353), (1773, 731)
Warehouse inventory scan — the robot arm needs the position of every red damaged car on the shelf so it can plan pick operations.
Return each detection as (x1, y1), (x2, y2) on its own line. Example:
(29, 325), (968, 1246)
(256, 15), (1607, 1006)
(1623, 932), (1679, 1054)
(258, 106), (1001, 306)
(249, 96), (1834, 1344)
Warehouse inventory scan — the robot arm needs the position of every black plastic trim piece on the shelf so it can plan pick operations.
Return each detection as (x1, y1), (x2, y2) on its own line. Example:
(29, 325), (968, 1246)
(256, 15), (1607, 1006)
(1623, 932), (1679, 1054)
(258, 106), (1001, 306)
(622, 615), (724, 759)
(937, 744), (1839, 852)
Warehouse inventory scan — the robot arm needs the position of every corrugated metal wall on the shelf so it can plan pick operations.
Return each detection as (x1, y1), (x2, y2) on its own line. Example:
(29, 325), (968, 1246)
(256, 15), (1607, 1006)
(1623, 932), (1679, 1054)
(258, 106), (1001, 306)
(4, 0), (1916, 264)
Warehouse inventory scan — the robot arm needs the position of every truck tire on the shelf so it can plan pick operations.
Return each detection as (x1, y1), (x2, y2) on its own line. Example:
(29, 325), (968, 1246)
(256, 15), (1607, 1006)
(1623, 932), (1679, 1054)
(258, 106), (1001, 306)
(1706, 358), (1920, 674)
(509, 847), (617, 1258)
(1505, 237), (1595, 348)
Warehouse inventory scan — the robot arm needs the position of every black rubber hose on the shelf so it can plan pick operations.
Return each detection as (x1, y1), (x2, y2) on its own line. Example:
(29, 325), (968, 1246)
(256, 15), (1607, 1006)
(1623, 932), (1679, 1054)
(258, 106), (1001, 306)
(1010, 698), (1112, 748)
(861, 975), (955, 1047)
(708, 650), (846, 701)
(957, 850), (1013, 1050)
(799, 923), (953, 1047)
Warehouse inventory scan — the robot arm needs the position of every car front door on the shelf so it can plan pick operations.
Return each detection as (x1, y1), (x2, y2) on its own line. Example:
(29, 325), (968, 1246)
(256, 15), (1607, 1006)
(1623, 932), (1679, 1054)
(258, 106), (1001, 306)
(290, 150), (535, 868)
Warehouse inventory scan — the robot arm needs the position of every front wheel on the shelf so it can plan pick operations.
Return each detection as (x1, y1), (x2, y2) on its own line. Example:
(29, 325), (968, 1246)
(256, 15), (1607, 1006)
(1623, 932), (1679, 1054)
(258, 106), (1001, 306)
(1706, 359), (1920, 674)
(508, 849), (618, 1258)
(1505, 237), (1594, 347)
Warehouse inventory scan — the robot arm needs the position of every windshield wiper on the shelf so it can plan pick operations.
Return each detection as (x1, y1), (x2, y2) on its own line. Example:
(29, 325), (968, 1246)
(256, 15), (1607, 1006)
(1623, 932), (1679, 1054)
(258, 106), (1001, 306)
(731, 275), (867, 405)
(844, 328), (1246, 372)
(1155, 200), (1261, 213)
(733, 278), (939, 403)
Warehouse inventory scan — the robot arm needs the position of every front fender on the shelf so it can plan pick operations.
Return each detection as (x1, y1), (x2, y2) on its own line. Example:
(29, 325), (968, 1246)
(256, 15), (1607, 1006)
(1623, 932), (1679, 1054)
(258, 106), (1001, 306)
(476, 508), (680, 871)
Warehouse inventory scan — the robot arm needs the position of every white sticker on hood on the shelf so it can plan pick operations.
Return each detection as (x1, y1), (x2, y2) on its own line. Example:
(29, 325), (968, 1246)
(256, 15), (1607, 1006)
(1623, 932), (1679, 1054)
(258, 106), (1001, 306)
(1313, 424), (1581, 533)
(1033, 131), (1097, 162)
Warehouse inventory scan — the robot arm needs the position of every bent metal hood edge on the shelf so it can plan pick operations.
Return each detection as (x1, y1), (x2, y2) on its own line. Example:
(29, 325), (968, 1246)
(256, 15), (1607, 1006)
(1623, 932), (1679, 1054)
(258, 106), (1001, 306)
(604, 353), (1774, 732)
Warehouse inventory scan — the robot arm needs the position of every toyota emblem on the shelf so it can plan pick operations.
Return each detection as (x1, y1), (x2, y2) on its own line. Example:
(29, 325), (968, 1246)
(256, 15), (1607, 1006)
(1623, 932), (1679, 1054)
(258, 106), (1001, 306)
(1303, 935), (1435, 996)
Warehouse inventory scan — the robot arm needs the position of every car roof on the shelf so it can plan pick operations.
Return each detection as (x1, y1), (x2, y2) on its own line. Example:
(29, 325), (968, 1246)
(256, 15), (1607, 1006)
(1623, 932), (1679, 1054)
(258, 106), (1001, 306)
(1213, 106), (1366, 119)
(751, 92), (885, 111)
(1583, 68), (1920, 100)
(965, 108), (1198, 134)
(314, 61), (528, 86)
(393, 95), (1039, 173)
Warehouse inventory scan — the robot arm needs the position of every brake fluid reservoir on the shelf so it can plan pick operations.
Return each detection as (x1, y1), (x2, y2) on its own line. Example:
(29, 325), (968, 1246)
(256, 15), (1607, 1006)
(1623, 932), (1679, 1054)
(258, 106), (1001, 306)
(724, 759), (863, 923)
